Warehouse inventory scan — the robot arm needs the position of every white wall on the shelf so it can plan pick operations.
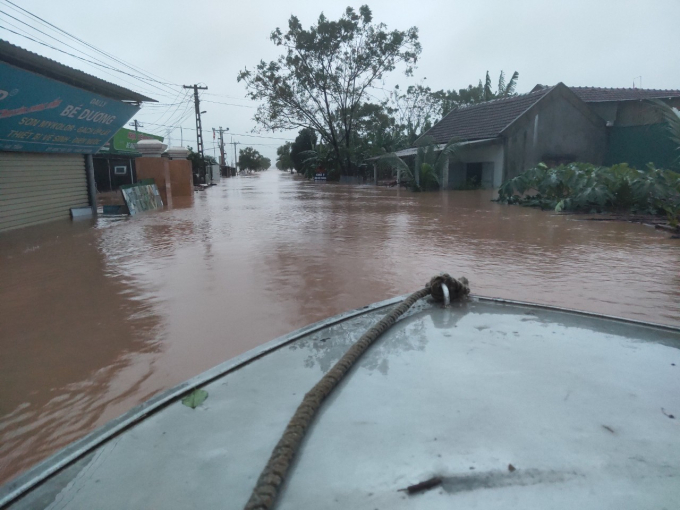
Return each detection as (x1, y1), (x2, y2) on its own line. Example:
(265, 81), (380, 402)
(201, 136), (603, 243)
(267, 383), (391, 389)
(447, 142), (505, 189)
(209, 164), (221, 183)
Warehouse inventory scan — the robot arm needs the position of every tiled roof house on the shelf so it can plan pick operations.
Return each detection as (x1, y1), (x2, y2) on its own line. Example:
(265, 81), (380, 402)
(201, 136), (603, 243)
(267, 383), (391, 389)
(398, 82), (680, 189)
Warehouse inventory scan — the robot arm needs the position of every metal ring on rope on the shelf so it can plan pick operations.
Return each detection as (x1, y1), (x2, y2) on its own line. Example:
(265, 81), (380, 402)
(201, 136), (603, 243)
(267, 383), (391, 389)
(243, 273), (470, 510)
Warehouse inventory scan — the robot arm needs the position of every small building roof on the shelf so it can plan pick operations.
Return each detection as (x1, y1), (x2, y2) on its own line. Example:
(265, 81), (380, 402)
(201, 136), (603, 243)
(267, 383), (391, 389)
(0, 40), (156, 103)
(420, 87), (553, 144)
(536, 84), (680, 103)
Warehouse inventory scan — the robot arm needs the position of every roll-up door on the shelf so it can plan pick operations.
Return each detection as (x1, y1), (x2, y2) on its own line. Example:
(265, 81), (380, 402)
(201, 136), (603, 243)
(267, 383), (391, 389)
(0, 152), (89, 232)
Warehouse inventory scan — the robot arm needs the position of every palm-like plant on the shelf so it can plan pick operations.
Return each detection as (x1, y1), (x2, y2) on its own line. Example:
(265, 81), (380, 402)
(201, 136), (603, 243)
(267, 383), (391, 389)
(379, 136), (462, 191)
(482, 70), (519, 101)
(651, 99), (680, 165)
(497, 70), (519, 97)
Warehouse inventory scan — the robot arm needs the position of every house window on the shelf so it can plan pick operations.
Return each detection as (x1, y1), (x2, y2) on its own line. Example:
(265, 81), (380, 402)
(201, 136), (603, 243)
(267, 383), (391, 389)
(114, 166), (127, 175)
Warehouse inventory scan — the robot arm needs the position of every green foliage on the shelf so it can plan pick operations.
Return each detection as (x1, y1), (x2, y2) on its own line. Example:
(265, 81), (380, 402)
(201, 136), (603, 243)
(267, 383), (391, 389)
(379, 136), (462, 191)
(276, 142), (295, 171)
(290, 128), (318, 173)
(186, 146), (217, 184)
(238, 5), (421, 174)
(650, 99), (680, 166)
(388, 83), (438, 146)
(497, 162), (680, 224)
(182, 389), (208, 409)
(418, 162), (439, 190)
(297, 144), (337, 179)
(239, 146), (270, 171)
(186, 146), (217, 173)
(428, 70), (519, 119)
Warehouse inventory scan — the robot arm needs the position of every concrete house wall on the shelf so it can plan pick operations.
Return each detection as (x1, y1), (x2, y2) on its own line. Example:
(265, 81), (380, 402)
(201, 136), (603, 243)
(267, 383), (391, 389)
(447, 142), (505, 189)
(503, 85), (607, 180)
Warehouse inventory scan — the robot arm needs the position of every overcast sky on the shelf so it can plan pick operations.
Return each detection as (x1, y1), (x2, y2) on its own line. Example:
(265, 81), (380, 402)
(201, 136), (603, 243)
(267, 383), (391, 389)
(4, 0), (680, 163)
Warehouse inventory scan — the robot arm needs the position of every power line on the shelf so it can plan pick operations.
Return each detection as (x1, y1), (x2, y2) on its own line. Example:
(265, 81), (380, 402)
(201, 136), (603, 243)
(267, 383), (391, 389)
(0, 0), (179, 92)
(202, 99), (257, 109)
(0, 0), (181, 104)
(207, 141), (280, 147)
(0, 25), (176, 99)
(136, 121), (293, 142)
(152, 90), (192, 127)
(0, 19), (178, 101)
(0, 18), (145, 89)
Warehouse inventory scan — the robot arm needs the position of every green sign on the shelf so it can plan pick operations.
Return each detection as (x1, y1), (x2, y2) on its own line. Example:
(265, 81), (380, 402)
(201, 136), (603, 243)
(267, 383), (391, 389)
(109, 127), (164, 153)
(0, 62), (140, 154)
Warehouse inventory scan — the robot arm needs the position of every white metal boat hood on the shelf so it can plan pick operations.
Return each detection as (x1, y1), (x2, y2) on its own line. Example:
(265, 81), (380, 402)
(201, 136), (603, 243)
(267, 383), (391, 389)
(2, 296), (679, 509)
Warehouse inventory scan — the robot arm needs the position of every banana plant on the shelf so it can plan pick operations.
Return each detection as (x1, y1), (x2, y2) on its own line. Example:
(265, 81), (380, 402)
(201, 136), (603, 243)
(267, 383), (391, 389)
(379, 136), (463, 191)
(650, 99), (680, 166)
(497, 161), (680, 224)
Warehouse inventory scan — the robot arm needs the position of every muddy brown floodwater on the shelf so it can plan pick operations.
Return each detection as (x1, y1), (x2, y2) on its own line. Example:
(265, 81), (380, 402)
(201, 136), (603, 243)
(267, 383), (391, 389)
(1, 170), (679, 485)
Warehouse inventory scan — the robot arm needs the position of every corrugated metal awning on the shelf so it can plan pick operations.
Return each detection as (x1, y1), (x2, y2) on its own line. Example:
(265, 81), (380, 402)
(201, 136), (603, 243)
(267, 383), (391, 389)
(367, 138), (500, 161)
(0, 40), (156, 103)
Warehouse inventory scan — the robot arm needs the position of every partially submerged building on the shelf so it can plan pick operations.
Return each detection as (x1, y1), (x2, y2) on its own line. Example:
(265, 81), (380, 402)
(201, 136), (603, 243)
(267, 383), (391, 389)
(0, 41), (155, 232)
(395, 82), (680, 189)
(569, 86), (680, 169)
(94, 127), (165, 192)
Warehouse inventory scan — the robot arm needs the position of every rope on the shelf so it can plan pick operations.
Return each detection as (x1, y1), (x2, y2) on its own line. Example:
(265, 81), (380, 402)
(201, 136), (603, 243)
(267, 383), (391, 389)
(243, 274), (470, 510)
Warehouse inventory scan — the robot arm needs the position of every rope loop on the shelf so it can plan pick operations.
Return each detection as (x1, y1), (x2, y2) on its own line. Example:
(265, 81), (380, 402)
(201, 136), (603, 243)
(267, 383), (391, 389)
(427, 273), (470, 302)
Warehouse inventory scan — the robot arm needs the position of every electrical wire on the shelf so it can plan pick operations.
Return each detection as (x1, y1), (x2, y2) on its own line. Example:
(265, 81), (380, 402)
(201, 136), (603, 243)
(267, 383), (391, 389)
(202, 99), (257, 109)
(0, 25), (177, 100)
(0, 18), (173, 98)
(137, 121), (293, 142)
(0, 0), (179, 92)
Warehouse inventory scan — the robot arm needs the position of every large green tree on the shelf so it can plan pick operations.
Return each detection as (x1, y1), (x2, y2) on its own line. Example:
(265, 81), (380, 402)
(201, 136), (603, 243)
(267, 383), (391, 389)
(276, 142), (295, 171)
(289, 128), (318, 173)
(389, 83), (439, 145)
(239, 147), (270, 172)
(237, 5), (421, 175)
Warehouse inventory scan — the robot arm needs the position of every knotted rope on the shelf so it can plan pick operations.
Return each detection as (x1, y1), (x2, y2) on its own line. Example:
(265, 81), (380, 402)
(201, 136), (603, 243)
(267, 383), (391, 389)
(244, 274), (470, 510)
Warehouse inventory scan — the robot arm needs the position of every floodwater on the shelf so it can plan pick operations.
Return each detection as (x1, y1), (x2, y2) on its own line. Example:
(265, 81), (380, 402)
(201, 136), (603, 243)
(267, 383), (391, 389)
(1, 170), (679, 485)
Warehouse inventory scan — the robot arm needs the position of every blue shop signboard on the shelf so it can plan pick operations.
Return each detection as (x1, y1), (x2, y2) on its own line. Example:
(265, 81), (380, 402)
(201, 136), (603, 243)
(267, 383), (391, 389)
(0, 62), (140, 154)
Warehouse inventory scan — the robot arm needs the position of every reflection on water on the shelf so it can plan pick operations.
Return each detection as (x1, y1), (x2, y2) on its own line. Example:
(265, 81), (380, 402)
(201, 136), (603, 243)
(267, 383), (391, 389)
(1, 171), (679, 484)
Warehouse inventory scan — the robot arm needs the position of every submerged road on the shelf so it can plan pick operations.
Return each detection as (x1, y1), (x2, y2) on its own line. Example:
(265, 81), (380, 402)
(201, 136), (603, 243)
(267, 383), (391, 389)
(1, 170), (679, 484)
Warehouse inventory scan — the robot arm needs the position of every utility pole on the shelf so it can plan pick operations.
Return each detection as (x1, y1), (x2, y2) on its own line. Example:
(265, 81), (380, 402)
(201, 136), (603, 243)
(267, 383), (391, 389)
(129, 119), (143, 145)
(129, 119), (143, 133)
(216, 127), (229, 166)
(228, 139), (240, 174)
(183, 84), (208, 184)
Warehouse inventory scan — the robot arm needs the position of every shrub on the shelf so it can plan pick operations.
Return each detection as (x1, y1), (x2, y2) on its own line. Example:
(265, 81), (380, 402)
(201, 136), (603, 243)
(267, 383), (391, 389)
(497, 162), (680, 224)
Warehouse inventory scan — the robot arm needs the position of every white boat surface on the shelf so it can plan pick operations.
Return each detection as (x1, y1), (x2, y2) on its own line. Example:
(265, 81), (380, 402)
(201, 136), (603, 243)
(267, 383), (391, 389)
(1, 294), (679, 509)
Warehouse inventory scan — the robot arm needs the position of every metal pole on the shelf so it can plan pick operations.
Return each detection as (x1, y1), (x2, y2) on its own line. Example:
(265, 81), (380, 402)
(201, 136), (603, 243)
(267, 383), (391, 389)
(232, 139), (239, 174)
(218, 127), (226, 166)
(106, 157), (112, 191)
(183, 84), (208, 183)
(85, 154), (97, 215)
